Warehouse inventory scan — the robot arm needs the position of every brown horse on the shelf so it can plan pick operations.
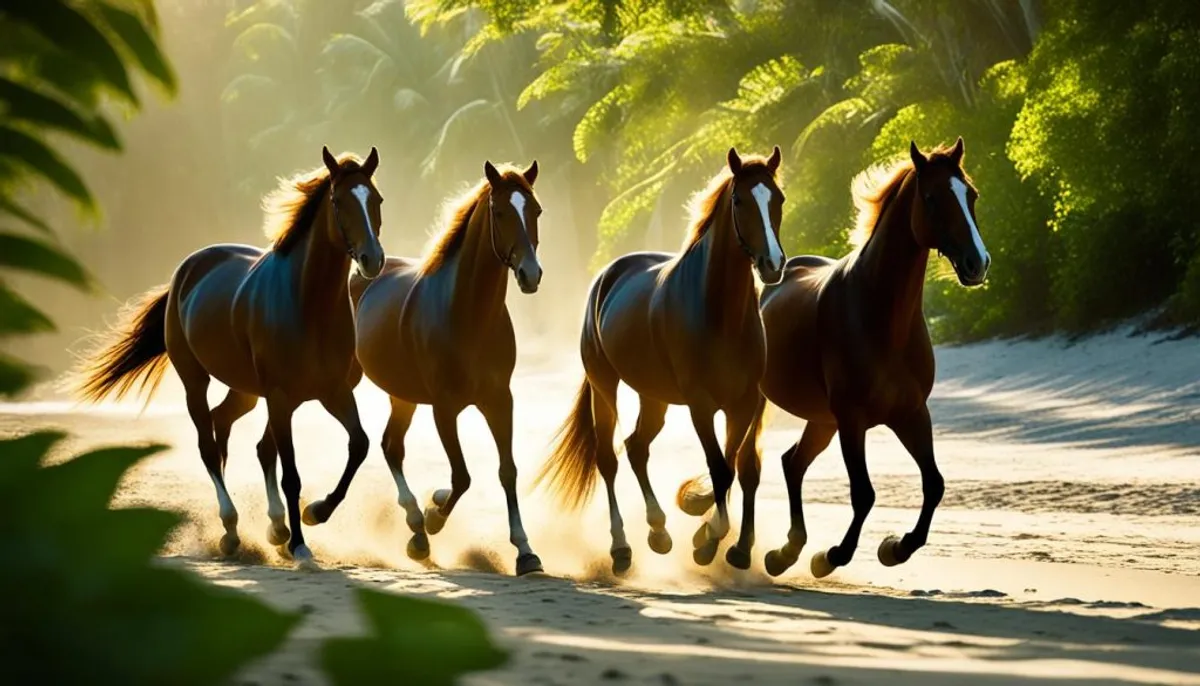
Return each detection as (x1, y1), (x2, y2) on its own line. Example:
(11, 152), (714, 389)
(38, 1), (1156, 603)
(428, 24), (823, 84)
(351, 161), (545, 576)
(685, 138), (990, 578)
(74, 148), (386, 568)
(537, 147), (786, 575)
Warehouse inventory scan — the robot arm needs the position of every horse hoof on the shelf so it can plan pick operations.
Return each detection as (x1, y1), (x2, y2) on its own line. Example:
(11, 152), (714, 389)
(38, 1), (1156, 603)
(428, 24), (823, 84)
(611, 546), (633, 576)
(878, 535), (907, 567)
(293, 544), (320, 571)
(648, 528), (673, 555)
(219, 532), (240, 557)
(810, 550), (836, 579)
(677, 488), (714, 517)
(764, 549), (795, 577)
(406, 533), (431, 561)
(267, 522), (291, 546)
(692, 523), (712, 549)
(423, 506), (447, 535)
(692, 539), (718, 566)
(302, 500), (330, 526)
(725, 545), (752, 570)
(516, 552), (544, 576)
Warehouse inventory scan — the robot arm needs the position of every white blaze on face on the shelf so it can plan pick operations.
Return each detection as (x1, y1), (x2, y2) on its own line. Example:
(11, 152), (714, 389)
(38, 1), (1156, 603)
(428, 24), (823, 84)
(751, 182), (784, 271)
(949, 176), (988, 263)
(351, 184), (374, 235)
(510, 190), (528, 231)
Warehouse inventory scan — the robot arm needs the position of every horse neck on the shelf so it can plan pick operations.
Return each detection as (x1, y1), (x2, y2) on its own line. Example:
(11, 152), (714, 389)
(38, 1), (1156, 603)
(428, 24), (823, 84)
(445, 195), (508, 330)
(296, 196), (352, 323)
(688, 191), (756, 335)
(855, 171), (929, 346)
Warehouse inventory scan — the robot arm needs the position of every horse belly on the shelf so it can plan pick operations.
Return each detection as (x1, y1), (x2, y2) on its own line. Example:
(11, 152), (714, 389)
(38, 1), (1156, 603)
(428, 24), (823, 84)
(174, 250), (262, 394)
(760, 283), (834, 423)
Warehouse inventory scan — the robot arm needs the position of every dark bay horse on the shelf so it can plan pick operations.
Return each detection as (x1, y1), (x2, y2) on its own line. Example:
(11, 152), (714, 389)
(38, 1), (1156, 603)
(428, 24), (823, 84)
(537, 147), (786, 575)
(74, 148), (386, 569)
(351, 161), (545, 576)
(686, 138), (990, 578)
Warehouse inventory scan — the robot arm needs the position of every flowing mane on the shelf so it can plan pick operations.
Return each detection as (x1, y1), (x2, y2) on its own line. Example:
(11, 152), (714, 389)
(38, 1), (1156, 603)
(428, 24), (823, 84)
(676, 155), (776, 253)
(848, 142), (966, 248)
(261, 154), (366, 254)
(418, 165), (533, 276)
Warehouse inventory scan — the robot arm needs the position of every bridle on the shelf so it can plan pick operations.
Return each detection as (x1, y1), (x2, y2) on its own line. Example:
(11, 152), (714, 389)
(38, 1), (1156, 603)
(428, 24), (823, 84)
(327, 183), (359, 259)
(729, 185), (757, 259)
(487, 193), (525, 269)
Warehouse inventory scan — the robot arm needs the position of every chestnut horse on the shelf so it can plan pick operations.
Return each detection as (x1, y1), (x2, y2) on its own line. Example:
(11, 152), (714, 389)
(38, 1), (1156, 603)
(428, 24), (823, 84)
(537, 147), (786, 575)
(351, 161), (545, 576)
(681, 138), (990, 577)
(74, 148), (386, 568)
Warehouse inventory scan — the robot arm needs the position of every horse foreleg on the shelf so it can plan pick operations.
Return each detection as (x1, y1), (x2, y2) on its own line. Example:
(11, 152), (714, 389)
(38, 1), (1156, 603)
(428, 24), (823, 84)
(424, 404), (471, 535)
(811, 417), (871, 578)
(763, 421), (836, 577)
(266, 392), (314, 569)
(211, 389), (258, 468)
(254, 428), (289, 546)
(380, 397), (424, 560)
(687, 405), (733, 566)
(725, 393), (766, 570)
(302, 385), (370, 526)
(626, 396), (671, 555)
(882, 405), (943, 566)
(479, 389), (544, 576)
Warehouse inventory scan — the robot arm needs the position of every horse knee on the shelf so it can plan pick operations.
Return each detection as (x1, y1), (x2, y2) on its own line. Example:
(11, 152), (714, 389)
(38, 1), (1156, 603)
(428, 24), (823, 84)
(280, 471), (301, 497)
(498, 462), (517, 490)
(852, 483), (876, 514)
(923, 468), (944, 505)
(348, 429), (369, 462)
(451, 471), (472, 495)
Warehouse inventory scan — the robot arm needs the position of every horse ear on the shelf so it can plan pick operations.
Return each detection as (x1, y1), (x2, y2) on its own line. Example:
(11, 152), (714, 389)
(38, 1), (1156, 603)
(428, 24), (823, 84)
(362, 147), (379, 177)
(523, 160), (539, 186)
(767, 145), (782, 173)
(909, 141), (928, 173)
(949, 136), (965, 165)
(727, 147), (743, 174)
(322, 146), (339, 177)
(484, 160), (503, 187)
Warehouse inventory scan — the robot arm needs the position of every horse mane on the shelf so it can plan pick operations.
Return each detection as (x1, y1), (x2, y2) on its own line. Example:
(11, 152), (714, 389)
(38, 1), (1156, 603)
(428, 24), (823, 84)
(848, 142), (965, 248)
(417, 165), (533, 275)
(261, 154), (366, 254)
(677, 155), (776, 252)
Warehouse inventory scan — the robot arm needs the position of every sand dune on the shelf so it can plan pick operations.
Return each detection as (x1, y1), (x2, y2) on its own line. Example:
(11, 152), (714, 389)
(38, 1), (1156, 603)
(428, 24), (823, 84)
(3, 326), (1199, 684)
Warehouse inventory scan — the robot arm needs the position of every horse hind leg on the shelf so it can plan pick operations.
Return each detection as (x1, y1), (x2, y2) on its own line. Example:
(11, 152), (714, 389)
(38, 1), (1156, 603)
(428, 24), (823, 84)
(211, 389), (258, 468)
(479, 389), (543, 576)
(176, 366), (239, 556)
(590, 374), (632, 575)
(625, 396), (672, 555)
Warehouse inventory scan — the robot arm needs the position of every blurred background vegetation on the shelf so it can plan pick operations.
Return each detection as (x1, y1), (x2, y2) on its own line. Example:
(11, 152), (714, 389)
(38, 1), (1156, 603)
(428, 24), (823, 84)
(7, 0), (1200, 383)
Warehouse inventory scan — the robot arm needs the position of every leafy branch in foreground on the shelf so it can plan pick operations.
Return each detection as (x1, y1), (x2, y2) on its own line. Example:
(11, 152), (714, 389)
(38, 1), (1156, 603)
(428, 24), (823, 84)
(0, 431), (300, 685)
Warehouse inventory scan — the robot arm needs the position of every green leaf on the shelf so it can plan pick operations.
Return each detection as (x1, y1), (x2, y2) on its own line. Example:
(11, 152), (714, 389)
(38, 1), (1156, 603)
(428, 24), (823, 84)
(0, 126), (93, 208)
(0, 195), (50, 233)
(36, 443), (168, 514)
(96, 3), (178, 95)
(0, 281), (54, 335)
(0, 352), (37, 397)
(0, 78), (119, 149)
(0, 430), (63, 483)
(0, 233), (93, 290)
(321, 589), (508, 686)
(1, 0), (136, 105)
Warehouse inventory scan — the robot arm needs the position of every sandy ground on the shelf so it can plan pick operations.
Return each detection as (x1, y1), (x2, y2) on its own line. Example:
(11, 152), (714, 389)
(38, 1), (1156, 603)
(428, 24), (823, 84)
(3, 326), (1199, 685)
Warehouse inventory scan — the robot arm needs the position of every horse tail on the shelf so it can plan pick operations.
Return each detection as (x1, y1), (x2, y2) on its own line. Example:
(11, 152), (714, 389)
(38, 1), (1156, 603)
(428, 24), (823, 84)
(72, 284), (171, 404)
(534, 378), (598, 510)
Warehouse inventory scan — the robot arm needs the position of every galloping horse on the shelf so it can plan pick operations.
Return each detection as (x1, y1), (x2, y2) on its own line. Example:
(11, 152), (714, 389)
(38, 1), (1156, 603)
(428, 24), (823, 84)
(537, 147), (786, 575)
(351, 161), (545, 576)
(686, 138), (990, 578)
(74, 148), (386, 568)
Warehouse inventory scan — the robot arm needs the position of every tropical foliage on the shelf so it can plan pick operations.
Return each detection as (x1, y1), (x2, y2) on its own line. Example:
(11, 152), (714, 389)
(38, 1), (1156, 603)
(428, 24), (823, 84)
(1, 3), (507, 684)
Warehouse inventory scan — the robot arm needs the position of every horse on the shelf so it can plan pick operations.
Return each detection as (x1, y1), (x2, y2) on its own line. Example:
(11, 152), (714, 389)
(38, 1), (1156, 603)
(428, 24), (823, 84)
(73, 147), (387, 569)
(536, 147), (787, 575)
(680, 138), (990, 578)
(351, 160), (545, 576)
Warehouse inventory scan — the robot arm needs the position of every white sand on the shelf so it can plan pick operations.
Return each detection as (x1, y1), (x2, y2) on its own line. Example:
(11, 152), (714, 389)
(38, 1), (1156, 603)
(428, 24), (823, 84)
(3, 326), (1199, 684)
